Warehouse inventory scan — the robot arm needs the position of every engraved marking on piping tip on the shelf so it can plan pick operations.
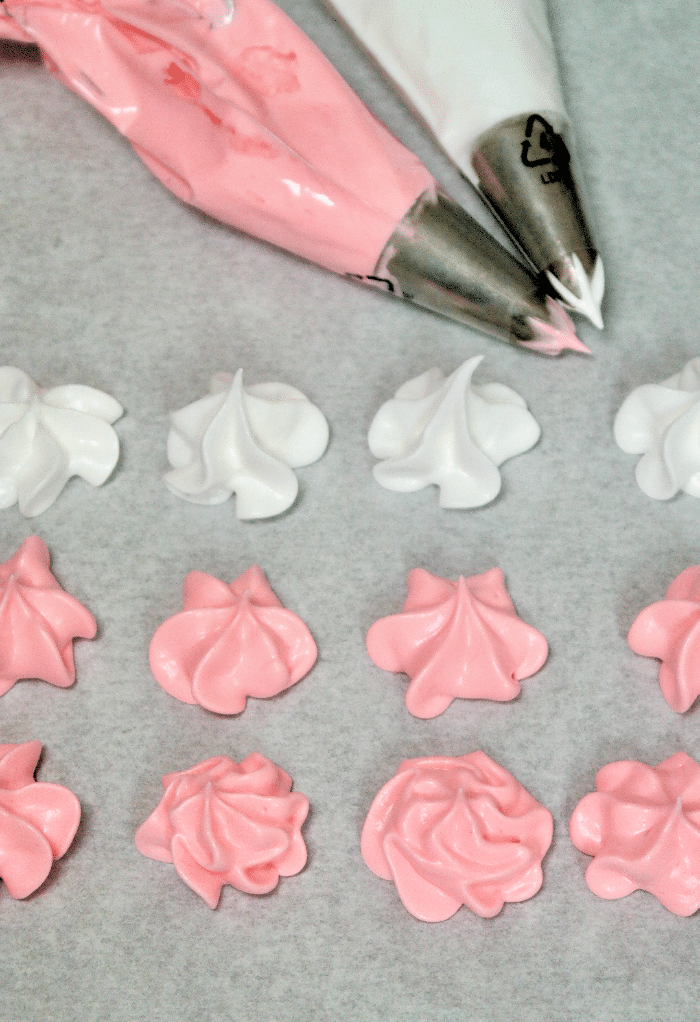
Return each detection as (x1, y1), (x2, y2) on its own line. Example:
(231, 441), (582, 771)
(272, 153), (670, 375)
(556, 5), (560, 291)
(520, 114), (572, 186)
(348, 274), (397, 295)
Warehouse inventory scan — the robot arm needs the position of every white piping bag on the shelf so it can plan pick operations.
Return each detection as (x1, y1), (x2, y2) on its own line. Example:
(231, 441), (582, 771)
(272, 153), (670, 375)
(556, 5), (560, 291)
(324, 0), (604, 328)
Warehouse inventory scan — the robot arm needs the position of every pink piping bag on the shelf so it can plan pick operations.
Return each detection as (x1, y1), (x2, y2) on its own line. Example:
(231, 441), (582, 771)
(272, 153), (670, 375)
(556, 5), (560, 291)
(0, 0), (587, 353)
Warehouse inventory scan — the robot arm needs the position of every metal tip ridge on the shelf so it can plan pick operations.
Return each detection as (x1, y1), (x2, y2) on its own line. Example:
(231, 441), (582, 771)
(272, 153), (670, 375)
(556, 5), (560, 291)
(372, 191), (593, 353)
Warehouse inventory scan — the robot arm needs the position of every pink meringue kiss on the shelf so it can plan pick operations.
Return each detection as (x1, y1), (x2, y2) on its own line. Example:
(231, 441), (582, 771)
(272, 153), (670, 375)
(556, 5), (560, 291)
(570, 752), (700, 916)
(0, 536), (97, 695)
(0, 741), (81, 898)
(149, 565), (316, 715)
(628, 566), (700, 713)
(135, 753), (309, 908)
(366, 568), (548, 718)
(362, 752), (553, 920)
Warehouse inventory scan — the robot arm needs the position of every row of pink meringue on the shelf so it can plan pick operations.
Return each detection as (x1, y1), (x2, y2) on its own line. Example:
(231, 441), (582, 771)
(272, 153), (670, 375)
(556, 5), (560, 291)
(365, 750), (700, 921)
(6, 739), (700, 921)
(3, 538), (700, 916)
(148, 562), (547, 717)
(368, 564), (700, 718)
(0, 537), (319, 712)
(1, 537), (693, 719)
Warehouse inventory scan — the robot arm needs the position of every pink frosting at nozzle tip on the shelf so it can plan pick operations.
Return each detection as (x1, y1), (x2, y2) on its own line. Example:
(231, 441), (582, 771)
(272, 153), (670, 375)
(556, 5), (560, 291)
(522, 298), (591, 357)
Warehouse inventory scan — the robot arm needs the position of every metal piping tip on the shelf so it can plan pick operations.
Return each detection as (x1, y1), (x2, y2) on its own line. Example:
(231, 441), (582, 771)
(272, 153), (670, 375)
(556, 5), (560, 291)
(362, 190), (588, 354)
(470, 112), (604, 326)
(545, 252), (605, 329)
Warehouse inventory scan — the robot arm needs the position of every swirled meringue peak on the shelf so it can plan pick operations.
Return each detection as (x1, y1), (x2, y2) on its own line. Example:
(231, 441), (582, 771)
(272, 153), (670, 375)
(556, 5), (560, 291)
(367, 568), (548, 718)
(0, 366), (122, 517)
(628, 565), (700, 713)
(0, 741), (81, 899)
(614, 358), (700, 500)
(0, 537), (97, 696)
(368, 356), (540, 508)
(570, 752), (700, 916)
(164, 370), (329, 519)
(135, 753), (309, 908)
(149, 565), (317, 715)
(362, 752), (553, 921)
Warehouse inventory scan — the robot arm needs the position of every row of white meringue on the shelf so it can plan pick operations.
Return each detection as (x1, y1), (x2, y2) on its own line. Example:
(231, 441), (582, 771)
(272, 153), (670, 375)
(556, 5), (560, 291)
(0, 358), (698, 518)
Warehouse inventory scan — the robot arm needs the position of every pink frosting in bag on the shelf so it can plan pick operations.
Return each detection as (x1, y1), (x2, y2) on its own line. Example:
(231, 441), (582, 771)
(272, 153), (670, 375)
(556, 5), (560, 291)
(366, 568), (548, 718)
(135, 752), (308, 908)
(570, 752), (700, 916)
(0, 9), (33, 39)
(0, 536), (97, 695)
(628, 565), (700, 713)
(0, 741), (81, 898)
(362, 752), (553, 921)
(2, 0), (434, 274)
(149, 565), (316, 714)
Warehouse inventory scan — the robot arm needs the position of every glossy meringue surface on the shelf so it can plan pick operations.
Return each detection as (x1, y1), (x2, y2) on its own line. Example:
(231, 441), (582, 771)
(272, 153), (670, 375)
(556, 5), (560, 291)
(0, 536), (97, 695)
(164, 370), (329, 518)
(570, 752), (700, 916)
(628, 565), (700, 713)
(362, 752), (553, 920)
(149, 565), (317, 714)
(135, 753), (309, 908)
(367, 567), (548, 717)
(0, 366), (122, 517)
(0, 741), (81, 899)
(614, 357), (700, 500)
(368, 356), (540, 508)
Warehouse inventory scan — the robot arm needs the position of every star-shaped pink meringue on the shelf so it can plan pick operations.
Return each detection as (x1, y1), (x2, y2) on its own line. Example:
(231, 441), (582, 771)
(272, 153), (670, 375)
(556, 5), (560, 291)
(628, 565), (700, 713)
(0, 536), (97, 695)
(149, 565), (316, 715)
(0, 741), (81, 898)
(570, 752), (700, 916)
(362, 752), (553, 920)
(366, 568), (548, 718)
(135, 753), (308, 908)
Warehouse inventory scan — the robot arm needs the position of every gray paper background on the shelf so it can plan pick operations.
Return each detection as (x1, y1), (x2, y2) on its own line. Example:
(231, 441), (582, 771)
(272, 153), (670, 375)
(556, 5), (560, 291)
(1, 1), (699, 1018)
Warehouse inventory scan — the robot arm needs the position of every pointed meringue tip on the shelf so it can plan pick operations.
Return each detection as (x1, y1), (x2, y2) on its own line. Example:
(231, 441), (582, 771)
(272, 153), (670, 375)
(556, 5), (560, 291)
(522, 297), (591, 357)
(546, 253), (605, 330)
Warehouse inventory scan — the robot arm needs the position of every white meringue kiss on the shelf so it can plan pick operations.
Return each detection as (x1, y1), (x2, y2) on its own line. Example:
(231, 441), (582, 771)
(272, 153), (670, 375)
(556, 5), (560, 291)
(614, 358), (700, 500)
(0, 366), (122, 517)
(164, 370), (329, 519)
(368, 356), (540, 508)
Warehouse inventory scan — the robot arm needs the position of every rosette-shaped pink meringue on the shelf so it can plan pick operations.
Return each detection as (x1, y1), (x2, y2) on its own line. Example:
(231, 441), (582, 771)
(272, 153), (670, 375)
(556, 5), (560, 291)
(570, 752), (700, 916)
(135, 753), (309, 908)
(149, 565), (316, 714)
(0, 741), (81, 898)
(628, 566), (700, 713)
(366, 568), (548, 718)
(362, 752), (553, 920)
(0, 536), (97, 695)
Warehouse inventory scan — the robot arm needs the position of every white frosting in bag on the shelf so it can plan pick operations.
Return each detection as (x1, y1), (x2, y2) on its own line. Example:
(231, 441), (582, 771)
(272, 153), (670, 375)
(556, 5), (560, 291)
(325, 0), (566, 181)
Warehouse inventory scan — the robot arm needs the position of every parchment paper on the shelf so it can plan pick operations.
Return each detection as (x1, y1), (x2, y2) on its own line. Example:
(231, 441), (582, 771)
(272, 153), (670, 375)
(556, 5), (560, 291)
(1, 2), (699, 1018)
